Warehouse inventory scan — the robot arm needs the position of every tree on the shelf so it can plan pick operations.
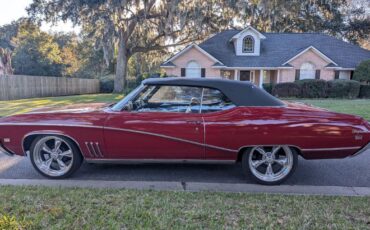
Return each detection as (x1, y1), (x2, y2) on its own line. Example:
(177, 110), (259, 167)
(353, 60), (370, 84)
(72, 36), (108, 79)
(0, 48), (13, 75)
(237, 0), (370, 45)
(54, 33), (84, 77)
(128, 50), (169, 79)
(28, 0), (237, 92)
(0, 20), (22, 50)
(11, 22), (64, 76)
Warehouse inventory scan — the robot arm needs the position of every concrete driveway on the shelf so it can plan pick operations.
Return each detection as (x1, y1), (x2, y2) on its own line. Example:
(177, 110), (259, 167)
(0, 149), (369, 187)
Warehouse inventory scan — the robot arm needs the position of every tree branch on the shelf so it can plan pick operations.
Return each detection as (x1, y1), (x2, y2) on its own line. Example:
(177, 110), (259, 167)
(131, 37), (204, 54)
(121, 0), (157, 43)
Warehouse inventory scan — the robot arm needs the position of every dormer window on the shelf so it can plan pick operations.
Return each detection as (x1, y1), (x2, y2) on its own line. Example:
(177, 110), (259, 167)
(242, 36), (254, 53)
(230, 26), (265, 56)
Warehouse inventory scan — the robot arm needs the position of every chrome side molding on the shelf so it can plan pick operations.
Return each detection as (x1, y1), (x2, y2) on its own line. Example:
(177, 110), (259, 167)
(350, 143), (370, 158)
(0, 144), (14, 157)
(301, 146), (361, 152)
(85, 158), (236, 164)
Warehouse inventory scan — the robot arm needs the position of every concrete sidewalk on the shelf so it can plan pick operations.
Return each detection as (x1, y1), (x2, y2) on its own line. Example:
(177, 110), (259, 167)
(0, 179), (369, 196)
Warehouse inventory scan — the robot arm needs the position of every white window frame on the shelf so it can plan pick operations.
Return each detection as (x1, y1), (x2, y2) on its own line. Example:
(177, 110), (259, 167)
(300, 62), (316, 80)
(242, 36), (254, 53)
(185, 61), (201, 78)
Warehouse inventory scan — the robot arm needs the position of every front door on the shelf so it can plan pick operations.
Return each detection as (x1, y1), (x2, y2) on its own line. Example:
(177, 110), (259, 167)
(104, 85), (204, 159)
(240, 71), (251, 81)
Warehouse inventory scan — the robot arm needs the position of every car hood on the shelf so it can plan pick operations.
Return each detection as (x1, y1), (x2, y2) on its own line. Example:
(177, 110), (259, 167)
(0, 102), (110, 126)
(25, 103), (109, 114)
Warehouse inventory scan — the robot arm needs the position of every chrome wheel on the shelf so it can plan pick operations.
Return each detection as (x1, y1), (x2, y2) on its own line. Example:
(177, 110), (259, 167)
(32, 136), (74, 177)
(248, 146), (294, 183)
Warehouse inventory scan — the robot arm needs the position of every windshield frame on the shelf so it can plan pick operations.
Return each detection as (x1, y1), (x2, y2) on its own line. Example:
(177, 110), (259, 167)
(110, 84), (145, 111)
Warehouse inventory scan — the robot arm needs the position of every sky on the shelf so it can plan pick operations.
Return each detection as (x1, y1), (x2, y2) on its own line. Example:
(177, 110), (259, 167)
(0, 0), (80, 33)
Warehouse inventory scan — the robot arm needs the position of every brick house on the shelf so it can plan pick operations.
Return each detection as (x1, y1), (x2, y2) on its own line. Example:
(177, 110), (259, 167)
(160, 26), (370, 88)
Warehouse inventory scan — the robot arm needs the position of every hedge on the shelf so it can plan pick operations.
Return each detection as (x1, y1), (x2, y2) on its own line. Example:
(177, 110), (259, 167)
(262, 83), (274, 94)
(327, 80), (361, 99)
(99, 75), (138, 94)
(359, 85), (370, 98)
(272, 82), (301, 98)
(270, 79), (364, 98)
(296, 79), (328, 98)
(99, 75), (115, 93)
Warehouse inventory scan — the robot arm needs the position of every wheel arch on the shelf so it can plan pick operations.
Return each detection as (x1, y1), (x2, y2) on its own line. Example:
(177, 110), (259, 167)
(236, 145), (303, 162)
(22, 131), (83, 158)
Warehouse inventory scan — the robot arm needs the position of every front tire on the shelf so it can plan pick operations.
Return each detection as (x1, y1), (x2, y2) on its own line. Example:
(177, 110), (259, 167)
(30, 135), (83, 179)
(242, 146), (298, 185)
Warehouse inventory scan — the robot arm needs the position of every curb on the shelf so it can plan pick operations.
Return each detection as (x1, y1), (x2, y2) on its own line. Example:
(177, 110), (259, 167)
(0, 179), (369, 196)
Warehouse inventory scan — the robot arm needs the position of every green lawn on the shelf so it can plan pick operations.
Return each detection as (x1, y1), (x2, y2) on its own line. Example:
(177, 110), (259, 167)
(290, 99), (370, 120)
(0, 94), (122, 117)
(0, 186), (369, 229)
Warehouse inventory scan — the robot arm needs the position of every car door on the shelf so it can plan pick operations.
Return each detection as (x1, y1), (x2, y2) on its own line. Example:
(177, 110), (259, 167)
(104, 85), (205, 159)
(200, 87), (242, 160)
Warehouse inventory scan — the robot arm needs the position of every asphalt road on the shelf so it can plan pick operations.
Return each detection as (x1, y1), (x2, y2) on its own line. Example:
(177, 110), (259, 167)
(0, 150), (369, 187)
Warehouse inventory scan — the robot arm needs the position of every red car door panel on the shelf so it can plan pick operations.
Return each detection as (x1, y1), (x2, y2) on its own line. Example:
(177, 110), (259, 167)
(203, 106), (366, 160)
(104, 111), (204, 159)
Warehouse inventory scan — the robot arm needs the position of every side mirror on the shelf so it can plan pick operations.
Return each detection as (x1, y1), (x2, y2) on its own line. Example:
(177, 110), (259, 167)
(107, 102), (116, 108)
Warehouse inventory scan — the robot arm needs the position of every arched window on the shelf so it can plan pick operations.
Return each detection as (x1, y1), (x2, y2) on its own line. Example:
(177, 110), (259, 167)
(185, 61), (201, 78)
(242, 36), (254, 53)
(300, 62), (316, 80)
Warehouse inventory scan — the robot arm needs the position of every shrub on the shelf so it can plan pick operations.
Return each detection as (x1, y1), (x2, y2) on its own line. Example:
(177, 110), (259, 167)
(353, 59), (370, 84)
(99, 75), (114, 93)
(359, 85), (370, 98)
(327, 80), (361, 99)
(262, 83), (274, 94)
(296, 79), (328, 98)
(272, 82), (301, 98)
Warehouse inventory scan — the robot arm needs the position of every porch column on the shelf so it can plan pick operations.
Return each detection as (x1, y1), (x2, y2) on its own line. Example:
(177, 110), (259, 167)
(259, 70), (263, 88)
(234, 70), (239, 80)
(277, 69), (280, 83)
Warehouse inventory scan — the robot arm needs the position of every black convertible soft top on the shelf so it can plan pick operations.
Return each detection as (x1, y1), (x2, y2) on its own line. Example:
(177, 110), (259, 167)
(143, 77), (284, 107)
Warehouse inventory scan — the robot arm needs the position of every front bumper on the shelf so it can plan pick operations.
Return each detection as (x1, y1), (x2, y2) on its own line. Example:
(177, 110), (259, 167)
(350, 142), (370, 158)
(0, 143), (14, 156)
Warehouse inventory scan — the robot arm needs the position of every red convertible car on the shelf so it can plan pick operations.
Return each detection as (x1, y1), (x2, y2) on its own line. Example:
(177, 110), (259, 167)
(0, 78), (369, 185)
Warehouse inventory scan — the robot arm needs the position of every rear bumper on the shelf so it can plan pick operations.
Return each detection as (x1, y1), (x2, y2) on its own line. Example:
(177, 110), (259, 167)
(350, 142), (370, 158)
(0, 143), (14, 157)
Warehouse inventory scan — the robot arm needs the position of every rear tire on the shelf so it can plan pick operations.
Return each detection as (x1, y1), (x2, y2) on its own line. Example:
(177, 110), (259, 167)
(242, 146), (298, 185)
(30, 135), (83, 179)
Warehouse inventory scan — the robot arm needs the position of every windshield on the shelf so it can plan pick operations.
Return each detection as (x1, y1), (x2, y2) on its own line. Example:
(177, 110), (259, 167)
(111, 84), (144, 111)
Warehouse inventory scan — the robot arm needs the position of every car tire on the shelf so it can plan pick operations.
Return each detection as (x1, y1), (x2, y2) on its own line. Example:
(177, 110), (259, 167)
(241, 146), (298, 185)
(30, 135), (83, 179)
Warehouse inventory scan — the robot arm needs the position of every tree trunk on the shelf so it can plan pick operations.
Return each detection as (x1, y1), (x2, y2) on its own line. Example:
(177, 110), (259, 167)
(114, 37), (129, 93)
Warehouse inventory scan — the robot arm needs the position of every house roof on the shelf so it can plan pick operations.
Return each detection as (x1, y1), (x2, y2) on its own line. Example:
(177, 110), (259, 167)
(230, 26), (266, 41)
(143, 77), (284, 106)
(160, 43), (224, 68)
(198, 30), (370, 69)
(160, 61), (176, 67)
(282, 46), (338, 66)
